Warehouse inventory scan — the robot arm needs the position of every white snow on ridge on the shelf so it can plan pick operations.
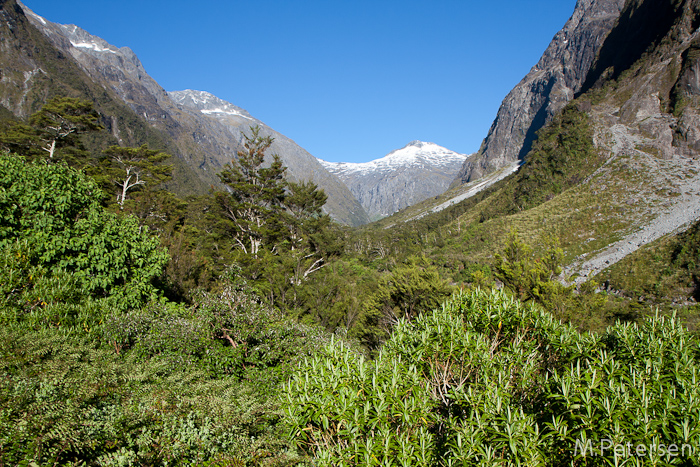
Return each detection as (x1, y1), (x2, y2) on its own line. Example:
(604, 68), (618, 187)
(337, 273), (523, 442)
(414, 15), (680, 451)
(24, 6), (47, 25)
(169, 90), (255, 121)
(70, 40), (118, 54)
(201, 108), (255, 120)
(320, 141), (468, 176)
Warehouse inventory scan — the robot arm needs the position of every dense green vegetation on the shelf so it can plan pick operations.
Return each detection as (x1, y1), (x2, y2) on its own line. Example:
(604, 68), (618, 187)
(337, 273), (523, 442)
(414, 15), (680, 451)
(2, 80), (700, 465)
(284, 288), (700, 465)
(0, 151), (329, 465)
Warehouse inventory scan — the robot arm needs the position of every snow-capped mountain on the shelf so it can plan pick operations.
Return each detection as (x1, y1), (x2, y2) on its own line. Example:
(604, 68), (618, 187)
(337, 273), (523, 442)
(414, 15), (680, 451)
(168, 90), (256, 122)
(320, 141), (469, 220)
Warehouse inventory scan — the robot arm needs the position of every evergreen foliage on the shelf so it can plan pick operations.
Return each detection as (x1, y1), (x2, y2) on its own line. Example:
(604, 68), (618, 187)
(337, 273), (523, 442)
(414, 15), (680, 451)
(0, 288), (326, 465)
(494, 231), (608, 329)
(101, 144), (173, 208)
(214, 126), (339, 314)
(217, 126), (288, 258)
(479, 104), (601, 222)
(283, 288), (700, 466)
(363, 256), (454, 345)
(0, 97), (103, 165)
(0, 152), (330, 465)
(1, 32), (700, 462)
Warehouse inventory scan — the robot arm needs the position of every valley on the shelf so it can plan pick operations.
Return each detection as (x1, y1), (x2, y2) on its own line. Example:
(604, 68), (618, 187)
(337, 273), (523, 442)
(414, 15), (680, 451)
(1, 0), (700, 464)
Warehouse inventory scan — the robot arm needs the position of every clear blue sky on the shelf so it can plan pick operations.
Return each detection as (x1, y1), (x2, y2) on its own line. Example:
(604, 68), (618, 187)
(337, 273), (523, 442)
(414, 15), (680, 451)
(23, 0), (576, 163)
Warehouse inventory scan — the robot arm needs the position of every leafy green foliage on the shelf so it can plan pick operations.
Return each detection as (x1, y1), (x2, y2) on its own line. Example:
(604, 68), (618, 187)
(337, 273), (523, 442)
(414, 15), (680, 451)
(1, 251), (329, 465)
(217, 126), (288, 258)
(0, 326), (307, 466)
(494, 230), (608, 329)
(479, 104), (600, 222)
(212, 126), (343, 318)
(0, 97), (103, 165)
(283, 288), (700, 466)
(103, 284), (328, 384)
(30, 96), (104, 161)
(0, 153), (168, 306)
(363, 256), (454, 345)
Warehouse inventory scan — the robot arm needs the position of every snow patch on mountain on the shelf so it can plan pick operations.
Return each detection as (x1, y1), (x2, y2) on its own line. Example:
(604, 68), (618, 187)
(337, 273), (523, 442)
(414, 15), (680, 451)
(168, 90), (256, 121)
(69, 40), (117, 54)
(23, 5), (46, 25)
(319, 141), (468, 176)
(319, 141), (470, 219)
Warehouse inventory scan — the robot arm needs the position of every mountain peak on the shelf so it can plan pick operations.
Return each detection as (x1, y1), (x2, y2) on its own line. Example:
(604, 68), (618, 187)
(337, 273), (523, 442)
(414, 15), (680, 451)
(319, 142), (470, 219)
(168, 89), (256, 121)
(384, 141), (466, 165)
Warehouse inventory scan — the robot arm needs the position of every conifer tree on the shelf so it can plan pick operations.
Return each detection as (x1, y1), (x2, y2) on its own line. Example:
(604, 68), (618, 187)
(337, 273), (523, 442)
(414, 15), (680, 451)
(284, 180), (332, 284)
(29, 97), (103, 161)
(217, 126), (287, 257)
(0, 97), (103, 164)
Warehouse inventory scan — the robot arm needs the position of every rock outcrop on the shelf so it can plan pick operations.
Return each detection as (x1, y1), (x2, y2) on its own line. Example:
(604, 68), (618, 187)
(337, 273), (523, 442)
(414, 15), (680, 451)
(453, 0), (626, 185)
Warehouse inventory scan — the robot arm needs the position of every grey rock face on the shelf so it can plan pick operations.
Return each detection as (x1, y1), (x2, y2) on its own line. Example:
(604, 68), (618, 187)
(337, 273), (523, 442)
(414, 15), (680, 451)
(321, 141), (468, 220)
(18, 2), (369, 226)
(453, 0), (625, 185)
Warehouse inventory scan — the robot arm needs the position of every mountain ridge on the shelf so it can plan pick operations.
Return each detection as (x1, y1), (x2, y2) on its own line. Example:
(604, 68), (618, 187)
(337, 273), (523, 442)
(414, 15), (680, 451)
(453, 0), (626, 186)
(321, 141), (468, 220)
(14, 0), (370, 226)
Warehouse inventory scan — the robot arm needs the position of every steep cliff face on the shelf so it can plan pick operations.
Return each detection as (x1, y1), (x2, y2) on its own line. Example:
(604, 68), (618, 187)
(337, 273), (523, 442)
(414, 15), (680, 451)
(582, 0), (700, 163)
(453, 0), (625, 185)
(320, 141), (468, 220)
(0, 0), (210, 195)
(0, 0), (48, 117)
(14, 1), (369, 225)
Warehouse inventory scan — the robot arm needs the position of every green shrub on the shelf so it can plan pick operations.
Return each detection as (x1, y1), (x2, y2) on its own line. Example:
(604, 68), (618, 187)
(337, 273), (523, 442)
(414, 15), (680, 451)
(0, 153), (168, 306)
(103, 286), (328, 384)
(283, 288), (700, 466)
(0, 329), (298, 466)
(0, 283), (331, 465)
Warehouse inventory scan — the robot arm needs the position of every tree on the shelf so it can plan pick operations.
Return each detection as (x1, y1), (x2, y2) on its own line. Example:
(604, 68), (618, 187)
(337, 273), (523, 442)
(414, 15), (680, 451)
(365, 256), (453, 340)
(0, 152), (169, 305)
(283, 180), (333, 284)
(28, 97), (103, 161)
(102, 144), (172, 209)
(0, 97), (103, 164)
(217, 126), (287, 257)
(494, 230), (566, 305)
(493, 230), (608, 327)
(215, 126), (337, 313)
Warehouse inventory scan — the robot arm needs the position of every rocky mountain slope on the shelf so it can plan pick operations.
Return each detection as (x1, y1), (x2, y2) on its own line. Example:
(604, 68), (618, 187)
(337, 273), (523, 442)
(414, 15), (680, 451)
(561, 0), (700, 280)
(320, 141), (468, 220)
(453, 0), (626, 185)
(11, 1), (369, 226)
(370, 0), (700, 297)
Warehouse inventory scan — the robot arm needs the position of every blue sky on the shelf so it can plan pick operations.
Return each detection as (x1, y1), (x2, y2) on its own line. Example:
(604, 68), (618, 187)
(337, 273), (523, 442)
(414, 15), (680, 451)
(23, 0), (576, 163)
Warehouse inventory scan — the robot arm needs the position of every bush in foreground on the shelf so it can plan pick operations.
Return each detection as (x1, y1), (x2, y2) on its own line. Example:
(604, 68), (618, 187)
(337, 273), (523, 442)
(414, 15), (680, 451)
(282, 288), (700, 466)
